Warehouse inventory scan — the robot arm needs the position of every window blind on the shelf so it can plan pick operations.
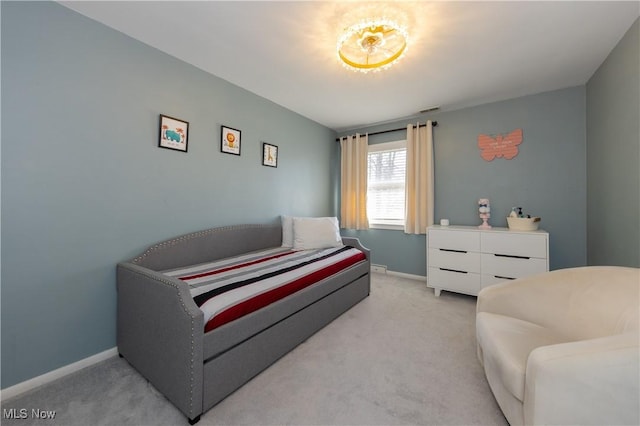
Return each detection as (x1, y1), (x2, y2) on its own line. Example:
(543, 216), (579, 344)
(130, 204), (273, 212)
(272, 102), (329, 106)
(367, 146), (406, 225)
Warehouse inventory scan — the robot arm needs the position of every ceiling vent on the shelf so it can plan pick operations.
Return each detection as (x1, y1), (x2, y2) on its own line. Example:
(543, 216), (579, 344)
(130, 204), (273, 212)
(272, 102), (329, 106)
(419, 106), (440, 113)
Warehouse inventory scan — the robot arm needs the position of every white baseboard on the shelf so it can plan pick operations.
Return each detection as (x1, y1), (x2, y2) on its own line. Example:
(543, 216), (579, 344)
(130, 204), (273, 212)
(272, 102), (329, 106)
(1, 347), (118, 401)
(386, 270), (427, 281)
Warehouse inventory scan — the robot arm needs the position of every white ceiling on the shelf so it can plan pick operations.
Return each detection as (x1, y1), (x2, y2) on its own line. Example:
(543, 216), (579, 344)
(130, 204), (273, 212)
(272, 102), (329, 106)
(60, 1), (639, 132)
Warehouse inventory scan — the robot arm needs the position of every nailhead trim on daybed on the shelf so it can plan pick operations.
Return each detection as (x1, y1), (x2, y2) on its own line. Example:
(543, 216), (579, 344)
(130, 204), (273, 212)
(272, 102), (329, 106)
(131, 224), (275, 265)
(126, 266), (198, 414)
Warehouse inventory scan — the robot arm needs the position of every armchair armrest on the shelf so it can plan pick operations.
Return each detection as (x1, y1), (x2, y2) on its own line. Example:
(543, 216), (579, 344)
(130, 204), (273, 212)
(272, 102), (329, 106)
(524, 332), (640, 425)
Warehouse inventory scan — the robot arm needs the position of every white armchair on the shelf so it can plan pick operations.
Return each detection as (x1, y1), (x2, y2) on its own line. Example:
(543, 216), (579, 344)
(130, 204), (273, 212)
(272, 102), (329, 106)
(476, 266), (639, 425)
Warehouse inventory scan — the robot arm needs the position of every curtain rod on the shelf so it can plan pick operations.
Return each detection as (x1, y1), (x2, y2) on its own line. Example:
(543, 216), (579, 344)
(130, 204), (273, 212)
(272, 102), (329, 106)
(335, 121), (438, 141)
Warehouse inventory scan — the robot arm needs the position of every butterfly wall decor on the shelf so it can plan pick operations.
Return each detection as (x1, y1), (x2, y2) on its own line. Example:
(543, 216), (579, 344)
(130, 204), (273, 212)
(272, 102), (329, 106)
(477, 128), (523, 161)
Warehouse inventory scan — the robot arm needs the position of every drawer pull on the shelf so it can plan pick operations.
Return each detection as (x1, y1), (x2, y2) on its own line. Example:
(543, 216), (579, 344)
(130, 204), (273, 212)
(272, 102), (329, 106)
(439, 248), (468, 254)
(439, 268), (468, 274)
(494, 275), (516, 280)
(494, 254), (530, 260)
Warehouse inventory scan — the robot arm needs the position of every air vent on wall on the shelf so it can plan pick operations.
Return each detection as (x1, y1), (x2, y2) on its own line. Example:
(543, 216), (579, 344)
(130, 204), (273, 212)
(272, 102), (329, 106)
(419, 106), (440, 113)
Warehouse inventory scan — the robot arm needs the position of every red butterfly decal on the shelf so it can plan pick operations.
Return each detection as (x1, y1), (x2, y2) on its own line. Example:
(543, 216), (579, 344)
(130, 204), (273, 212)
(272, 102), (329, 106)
(477, 128), (523, 161)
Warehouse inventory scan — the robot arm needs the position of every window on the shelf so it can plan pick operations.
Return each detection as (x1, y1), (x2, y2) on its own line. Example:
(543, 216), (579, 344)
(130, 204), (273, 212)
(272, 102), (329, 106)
(367, 140), (406, 229)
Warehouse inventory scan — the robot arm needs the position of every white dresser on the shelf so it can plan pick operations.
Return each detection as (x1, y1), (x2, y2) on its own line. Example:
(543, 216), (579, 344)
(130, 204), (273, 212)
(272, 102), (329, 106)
(427, 225), (549, 297)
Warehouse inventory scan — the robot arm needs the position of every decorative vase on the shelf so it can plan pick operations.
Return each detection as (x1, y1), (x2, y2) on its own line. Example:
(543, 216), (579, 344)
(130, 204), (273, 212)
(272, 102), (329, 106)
(478, 198), (492, 229)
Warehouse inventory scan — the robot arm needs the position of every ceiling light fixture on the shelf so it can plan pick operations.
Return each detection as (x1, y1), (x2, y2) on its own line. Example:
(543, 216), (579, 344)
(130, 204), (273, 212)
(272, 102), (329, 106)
(337, 18), (408, 73)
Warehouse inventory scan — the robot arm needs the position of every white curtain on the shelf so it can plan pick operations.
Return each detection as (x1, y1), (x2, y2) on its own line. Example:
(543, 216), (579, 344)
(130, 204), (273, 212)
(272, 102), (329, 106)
(404, 121), (434, 234)
(340, 134), (369, 230)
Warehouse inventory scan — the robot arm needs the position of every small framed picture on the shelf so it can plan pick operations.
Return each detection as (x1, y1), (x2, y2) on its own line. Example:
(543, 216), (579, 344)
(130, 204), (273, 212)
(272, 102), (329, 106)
(262, 143), (278, 168)
(159, 114), (189, 152)
(221, 126), (241, 155)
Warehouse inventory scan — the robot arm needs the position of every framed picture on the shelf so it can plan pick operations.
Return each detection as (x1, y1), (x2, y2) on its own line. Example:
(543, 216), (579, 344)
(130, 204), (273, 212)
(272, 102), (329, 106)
(159, 114), (189, 152)
(221, 126), (241, 155)
(262, 142), (278, 167)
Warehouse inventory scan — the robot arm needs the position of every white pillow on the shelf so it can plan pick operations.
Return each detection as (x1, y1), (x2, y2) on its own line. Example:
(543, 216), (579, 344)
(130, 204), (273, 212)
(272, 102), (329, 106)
(281, 215), (294, 247)
(293, 217), (343, 250)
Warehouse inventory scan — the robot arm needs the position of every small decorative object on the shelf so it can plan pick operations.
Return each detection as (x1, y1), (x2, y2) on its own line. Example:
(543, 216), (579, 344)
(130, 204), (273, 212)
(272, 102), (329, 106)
(507, 206), (541, 230)
(262, 143), (278, 168)
(478, 198), (492, 229)
(440, 219), (450, 226)
(221, 126), (241, 155)
(507, 216), (541, 231)
(159, 114), (189, 152)
(477, 128), (523, 161)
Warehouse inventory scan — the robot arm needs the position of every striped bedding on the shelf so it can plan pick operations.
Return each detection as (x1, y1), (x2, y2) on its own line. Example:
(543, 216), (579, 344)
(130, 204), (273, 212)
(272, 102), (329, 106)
(161, 245), (366, 332)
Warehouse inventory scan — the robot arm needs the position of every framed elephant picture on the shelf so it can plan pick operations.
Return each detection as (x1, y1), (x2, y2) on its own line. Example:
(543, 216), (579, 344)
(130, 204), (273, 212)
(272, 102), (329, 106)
(159, 114), (189, 152)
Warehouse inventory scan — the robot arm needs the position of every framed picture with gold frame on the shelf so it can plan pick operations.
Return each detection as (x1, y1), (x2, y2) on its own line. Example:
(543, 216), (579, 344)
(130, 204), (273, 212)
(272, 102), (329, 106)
(262, 142), (278, 168)
(221, 126), (241, 156)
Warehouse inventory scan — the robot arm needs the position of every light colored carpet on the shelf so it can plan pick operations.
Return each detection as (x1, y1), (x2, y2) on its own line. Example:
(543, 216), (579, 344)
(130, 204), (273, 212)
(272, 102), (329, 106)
(1, 274), (507, 425)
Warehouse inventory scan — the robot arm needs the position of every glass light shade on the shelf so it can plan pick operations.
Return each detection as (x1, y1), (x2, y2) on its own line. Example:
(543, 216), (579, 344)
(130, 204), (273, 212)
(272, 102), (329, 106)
(337, 19), (408, 72)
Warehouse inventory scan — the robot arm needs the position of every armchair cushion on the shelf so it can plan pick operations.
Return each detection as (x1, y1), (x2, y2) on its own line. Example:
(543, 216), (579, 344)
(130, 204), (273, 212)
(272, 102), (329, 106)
(476, 312), (568, 401)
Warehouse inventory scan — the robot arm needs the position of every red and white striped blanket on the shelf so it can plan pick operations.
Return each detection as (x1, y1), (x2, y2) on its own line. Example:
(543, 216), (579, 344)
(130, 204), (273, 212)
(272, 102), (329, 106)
(161, 246), (366, 332)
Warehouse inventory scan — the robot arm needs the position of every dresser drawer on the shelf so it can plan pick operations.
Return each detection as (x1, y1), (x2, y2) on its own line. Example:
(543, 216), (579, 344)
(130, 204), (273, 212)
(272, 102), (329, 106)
(428, 229), (480, 251)
(481, 232), (547, 258)
(428, 248), (480, 273)
(428, 267), (481, 296)
(481, 274), (516, 289)
(481, 253), (548, 279)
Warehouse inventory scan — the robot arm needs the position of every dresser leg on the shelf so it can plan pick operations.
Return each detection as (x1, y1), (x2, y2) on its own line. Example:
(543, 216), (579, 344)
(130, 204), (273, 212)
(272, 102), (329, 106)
(434, 288), (441, 297)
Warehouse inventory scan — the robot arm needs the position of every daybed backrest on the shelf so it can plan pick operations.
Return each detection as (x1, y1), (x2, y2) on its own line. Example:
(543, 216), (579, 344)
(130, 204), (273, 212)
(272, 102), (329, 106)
(131, 224), (282, 271)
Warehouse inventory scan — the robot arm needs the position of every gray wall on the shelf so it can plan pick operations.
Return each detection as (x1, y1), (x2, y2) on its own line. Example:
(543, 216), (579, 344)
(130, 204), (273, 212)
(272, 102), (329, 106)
(586, 18), (640, 267)
(1, 2), (336, 388)
(341, 86), (587, 276)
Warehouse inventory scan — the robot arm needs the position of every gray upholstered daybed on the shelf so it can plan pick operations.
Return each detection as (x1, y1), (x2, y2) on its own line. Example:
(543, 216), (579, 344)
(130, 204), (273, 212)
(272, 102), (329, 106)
(117, 222), (370, 424)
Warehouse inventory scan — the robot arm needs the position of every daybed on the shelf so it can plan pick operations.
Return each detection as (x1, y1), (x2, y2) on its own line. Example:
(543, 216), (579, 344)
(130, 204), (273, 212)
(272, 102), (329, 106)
(476, 266), (640, 425)
(117, 221), (370, 424)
